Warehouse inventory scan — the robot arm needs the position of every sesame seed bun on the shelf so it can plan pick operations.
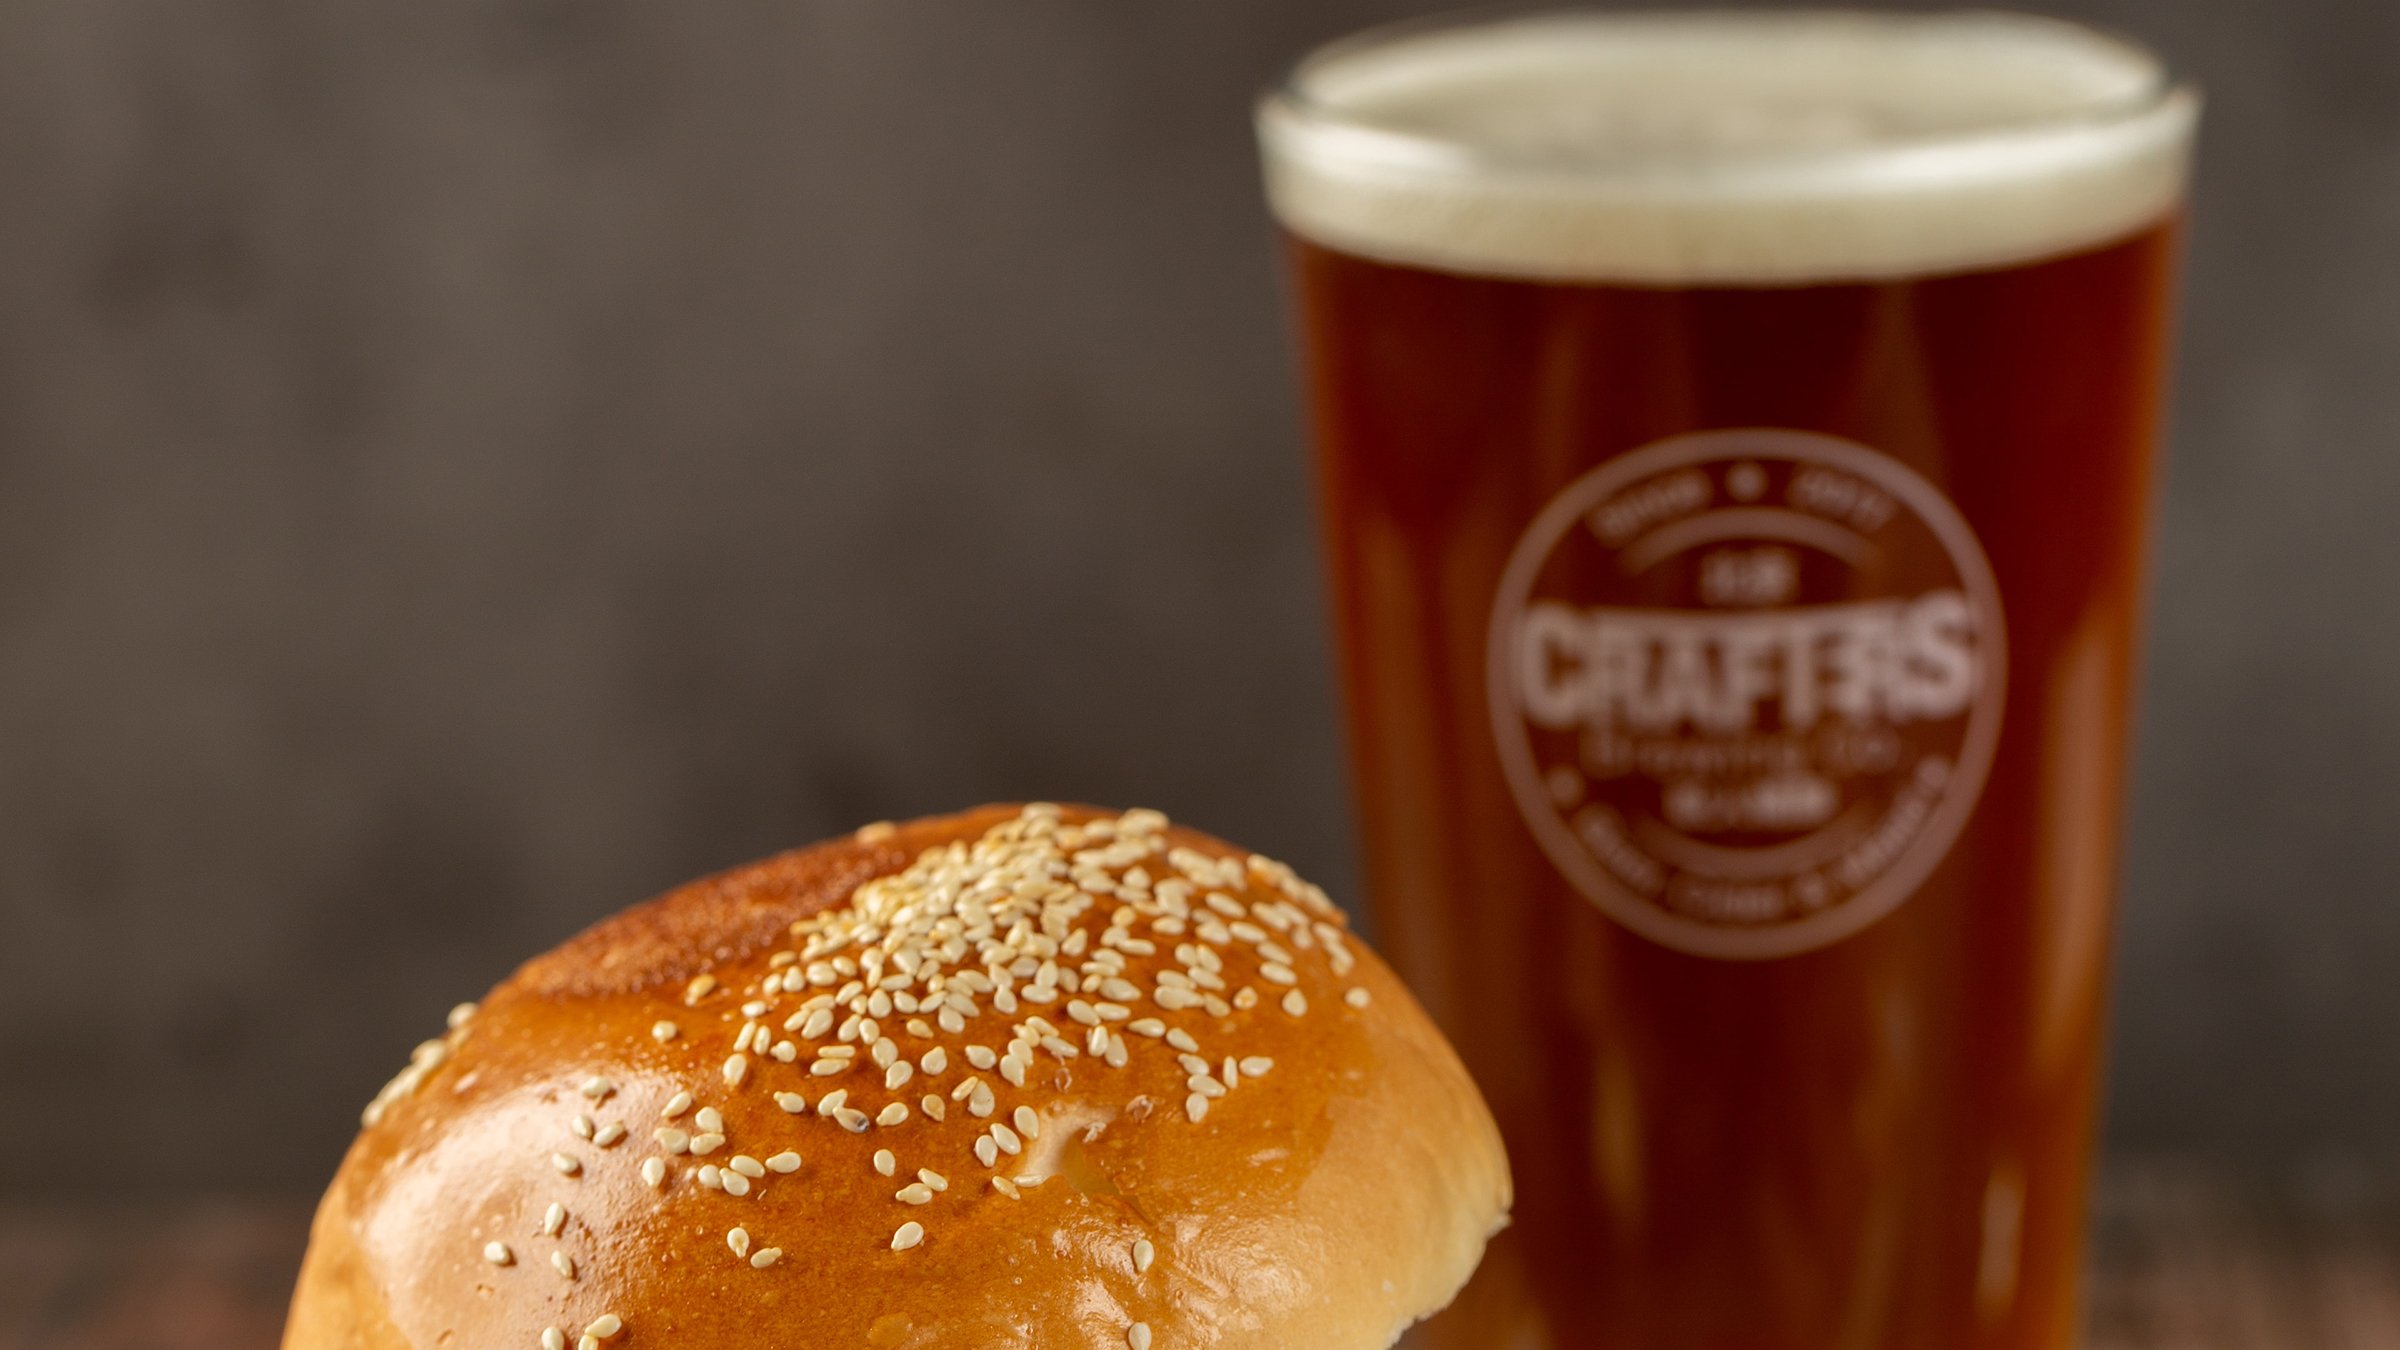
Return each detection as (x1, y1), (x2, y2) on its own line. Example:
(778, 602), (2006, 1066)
(282, 804), (1511, 1349)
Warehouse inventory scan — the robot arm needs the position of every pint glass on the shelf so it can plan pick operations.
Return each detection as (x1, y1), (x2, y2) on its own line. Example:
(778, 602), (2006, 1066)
(1259, 13), (2197, 1348)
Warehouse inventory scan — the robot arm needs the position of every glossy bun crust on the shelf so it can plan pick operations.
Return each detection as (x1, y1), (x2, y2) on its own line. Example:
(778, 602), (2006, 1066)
(283, 805), (1510, 1349)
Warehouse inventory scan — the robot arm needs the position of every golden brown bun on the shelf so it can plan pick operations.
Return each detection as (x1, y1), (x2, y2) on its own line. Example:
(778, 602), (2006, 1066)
(284, 804), (1511, 1349)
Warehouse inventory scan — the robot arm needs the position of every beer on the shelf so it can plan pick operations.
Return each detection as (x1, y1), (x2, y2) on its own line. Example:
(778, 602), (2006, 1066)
(1259, 13), (2197, 1349)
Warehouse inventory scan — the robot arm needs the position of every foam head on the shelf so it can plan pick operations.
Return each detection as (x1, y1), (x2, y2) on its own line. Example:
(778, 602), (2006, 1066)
(1258, 10), (2198, 285)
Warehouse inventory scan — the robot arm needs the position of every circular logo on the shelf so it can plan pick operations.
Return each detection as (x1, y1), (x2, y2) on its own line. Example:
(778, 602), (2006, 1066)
(1488, 429), (2006, 960)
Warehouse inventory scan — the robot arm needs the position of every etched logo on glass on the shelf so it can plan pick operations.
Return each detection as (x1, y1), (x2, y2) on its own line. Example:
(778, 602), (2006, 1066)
(1489, 429), (2006, 960)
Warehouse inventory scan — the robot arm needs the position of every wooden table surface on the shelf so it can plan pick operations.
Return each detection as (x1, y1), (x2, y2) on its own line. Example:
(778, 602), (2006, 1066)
(4, 1165), (2391, 1348)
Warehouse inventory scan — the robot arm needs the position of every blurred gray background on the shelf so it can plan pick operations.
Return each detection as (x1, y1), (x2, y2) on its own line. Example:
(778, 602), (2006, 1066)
(0, 0), (2389, 1201)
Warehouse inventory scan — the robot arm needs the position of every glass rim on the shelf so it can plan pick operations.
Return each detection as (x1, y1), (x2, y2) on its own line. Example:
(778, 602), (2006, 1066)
(1259, 6), (2199, 192)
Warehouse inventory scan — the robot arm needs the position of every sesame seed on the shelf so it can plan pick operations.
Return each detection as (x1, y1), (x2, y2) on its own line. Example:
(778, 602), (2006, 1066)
(592, 1121), (626, 1148)
(448, 1002), (478, 1029)
(662, 1092), (694, 1119)
(540, 1203), (566, 1237)
(484, 1241), (513, 1265)
(695, 1107), (724, 1133)
(580, 1077), (614, 1101)
(1129, 1322), (1153, 1349)
(722, 1170), (752, 1197)
(874, 1149), (897, 1176)
(766, 1151), (802, 1174)
(728, 1226), (751, 1256)
(1283, 990), (1308, 1016)
(918, 1168), (949, 1191)
(552, 1251), (576, 1279)
(697, 1165), (722, 1190)
(618, 809), (1345, 1274)
(641, 1157), (667, 1188)
(570, 1113), (595, 1140)
(551, 1153), (581, 1177)
(1240, 1056), (1273, 1077)
(543, 1329), (567, 1350)
(892, 1221), (926, 1251)
(1133, 1238), (1155, 1273)
(992, 1177), (1022, 1199)
(654, 1128), (690, 1154)
(751, 1247), (783, 1268)
(579, 1336), (599, 1350)
(584, 1315), (622, 1339)
(897, 1183), (934, 1205)
(1346, 986), (1371, 1008)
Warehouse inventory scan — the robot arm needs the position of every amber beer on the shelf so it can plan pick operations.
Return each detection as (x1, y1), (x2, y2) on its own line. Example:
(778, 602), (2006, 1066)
(1260, 12), (2197, 1350)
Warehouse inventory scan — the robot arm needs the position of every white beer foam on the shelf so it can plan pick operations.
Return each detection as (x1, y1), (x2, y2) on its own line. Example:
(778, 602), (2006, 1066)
(1259, 11), (2198, 285)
